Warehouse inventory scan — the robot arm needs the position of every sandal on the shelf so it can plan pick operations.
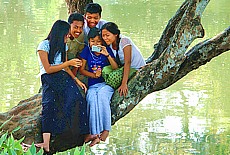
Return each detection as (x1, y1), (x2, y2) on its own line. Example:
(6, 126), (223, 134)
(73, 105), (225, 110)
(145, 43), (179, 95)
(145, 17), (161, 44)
(21, 143), (31, 152)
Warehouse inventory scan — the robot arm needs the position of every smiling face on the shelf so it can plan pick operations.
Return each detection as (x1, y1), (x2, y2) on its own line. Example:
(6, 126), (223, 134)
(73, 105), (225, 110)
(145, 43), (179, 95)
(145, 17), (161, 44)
(85, 12), (101, 28)
(89, 36), (102, 55)
(70, 20), (84, 38)
(89, 36), (102, 48)
(101, 29), (117, 46)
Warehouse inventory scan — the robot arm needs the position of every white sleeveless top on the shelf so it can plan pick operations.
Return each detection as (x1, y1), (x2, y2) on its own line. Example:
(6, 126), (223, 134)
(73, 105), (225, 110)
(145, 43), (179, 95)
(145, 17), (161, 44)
(109, 35), (146, 69)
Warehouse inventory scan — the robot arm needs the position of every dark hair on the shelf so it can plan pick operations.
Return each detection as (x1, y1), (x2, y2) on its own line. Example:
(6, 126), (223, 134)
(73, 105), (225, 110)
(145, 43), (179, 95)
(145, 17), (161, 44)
(101, 22), (122, 66)
(101, 22), (120, 35)
(45, 20), (70, 64)
(88, 27), (101, 40)
(68, 12), (84, 24)
(101, 22), (120, 49)
(85, 3), (102, 16)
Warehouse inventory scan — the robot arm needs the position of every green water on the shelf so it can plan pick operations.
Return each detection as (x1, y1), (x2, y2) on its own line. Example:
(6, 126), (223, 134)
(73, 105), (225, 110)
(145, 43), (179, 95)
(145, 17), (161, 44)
(0, 0), (229, 154)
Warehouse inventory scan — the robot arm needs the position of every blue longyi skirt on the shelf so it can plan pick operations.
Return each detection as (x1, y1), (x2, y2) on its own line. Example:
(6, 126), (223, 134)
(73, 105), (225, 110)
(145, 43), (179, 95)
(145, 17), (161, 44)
(41, 70), (89, 136)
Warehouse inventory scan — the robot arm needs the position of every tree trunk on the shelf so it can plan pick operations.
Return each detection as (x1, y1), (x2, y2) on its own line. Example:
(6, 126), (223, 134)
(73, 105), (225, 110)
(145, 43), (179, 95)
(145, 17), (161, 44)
(0, 0), (229, 153)
(65, 0), (93, 14)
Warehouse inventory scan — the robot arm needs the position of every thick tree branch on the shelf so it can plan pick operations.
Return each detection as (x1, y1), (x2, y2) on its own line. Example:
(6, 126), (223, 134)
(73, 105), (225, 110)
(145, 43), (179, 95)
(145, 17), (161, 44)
(110, 0), (211, 124)
(111, 26), (230, 124)
(65, 0), (93, 14)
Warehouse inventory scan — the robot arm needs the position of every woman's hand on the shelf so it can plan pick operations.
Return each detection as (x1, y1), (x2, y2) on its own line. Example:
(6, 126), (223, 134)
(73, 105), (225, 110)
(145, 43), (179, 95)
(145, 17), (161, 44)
(68, 58), (82, 68)
(98, 45), (109, 57)
(118, 83), (128, 97)
(75, 78), (87, 93)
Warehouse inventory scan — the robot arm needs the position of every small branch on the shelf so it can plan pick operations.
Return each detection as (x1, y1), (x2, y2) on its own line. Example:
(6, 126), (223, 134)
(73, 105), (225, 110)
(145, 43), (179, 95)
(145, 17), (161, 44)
(173, 26), (230, 84)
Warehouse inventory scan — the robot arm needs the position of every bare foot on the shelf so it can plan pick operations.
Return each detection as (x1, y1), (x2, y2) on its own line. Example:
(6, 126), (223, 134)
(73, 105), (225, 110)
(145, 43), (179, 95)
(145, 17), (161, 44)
(84, 134), (97, 143)
(100, 130), (109, 141)
(35, 143), (49, 152)
(89, 137), (100, 147)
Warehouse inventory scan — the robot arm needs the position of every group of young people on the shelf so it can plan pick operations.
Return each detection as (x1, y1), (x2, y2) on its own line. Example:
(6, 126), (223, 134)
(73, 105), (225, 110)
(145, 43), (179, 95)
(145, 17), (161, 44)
(36, 3), (146, 154)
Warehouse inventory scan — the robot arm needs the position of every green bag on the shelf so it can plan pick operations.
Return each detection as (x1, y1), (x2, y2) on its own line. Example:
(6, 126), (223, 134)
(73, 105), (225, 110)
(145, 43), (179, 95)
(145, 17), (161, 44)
(102, 65), (136, 89)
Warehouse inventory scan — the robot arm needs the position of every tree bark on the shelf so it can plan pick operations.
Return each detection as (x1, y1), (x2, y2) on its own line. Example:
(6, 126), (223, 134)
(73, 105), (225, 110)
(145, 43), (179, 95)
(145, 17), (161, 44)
(65, 0), (93, 14)
(0, 0), (229, 153)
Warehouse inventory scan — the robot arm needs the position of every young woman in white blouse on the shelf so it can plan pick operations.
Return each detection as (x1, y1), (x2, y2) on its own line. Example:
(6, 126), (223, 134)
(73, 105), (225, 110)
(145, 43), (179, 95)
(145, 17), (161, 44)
(101, 22), (146, 97)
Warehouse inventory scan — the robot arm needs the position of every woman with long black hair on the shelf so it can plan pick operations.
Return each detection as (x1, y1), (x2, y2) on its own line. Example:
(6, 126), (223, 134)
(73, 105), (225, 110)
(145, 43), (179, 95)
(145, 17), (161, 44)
(36, 20), (88, 153)
(101, 22), (146, 97)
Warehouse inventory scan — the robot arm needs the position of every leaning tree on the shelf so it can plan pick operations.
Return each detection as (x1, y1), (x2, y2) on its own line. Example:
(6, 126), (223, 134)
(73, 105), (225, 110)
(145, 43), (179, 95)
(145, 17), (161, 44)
(0, 0), (229, 153)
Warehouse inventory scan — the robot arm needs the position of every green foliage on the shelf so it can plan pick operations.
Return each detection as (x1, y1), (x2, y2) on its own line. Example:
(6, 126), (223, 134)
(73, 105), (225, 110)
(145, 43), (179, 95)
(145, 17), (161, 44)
(0, 133), (25, 155)
(0, 118), (85, 155)
(54, 143), (86, 155)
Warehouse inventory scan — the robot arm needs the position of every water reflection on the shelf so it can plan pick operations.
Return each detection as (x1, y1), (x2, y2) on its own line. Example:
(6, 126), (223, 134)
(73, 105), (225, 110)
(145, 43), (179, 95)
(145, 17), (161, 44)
(0, 0), (68, 112)
(108, 87), (230, 154)
(1, 0), (230, 154)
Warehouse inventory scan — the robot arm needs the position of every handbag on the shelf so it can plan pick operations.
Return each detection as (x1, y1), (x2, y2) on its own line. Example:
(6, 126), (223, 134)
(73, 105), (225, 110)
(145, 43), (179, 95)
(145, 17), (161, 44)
(102, 65), (136, 89)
